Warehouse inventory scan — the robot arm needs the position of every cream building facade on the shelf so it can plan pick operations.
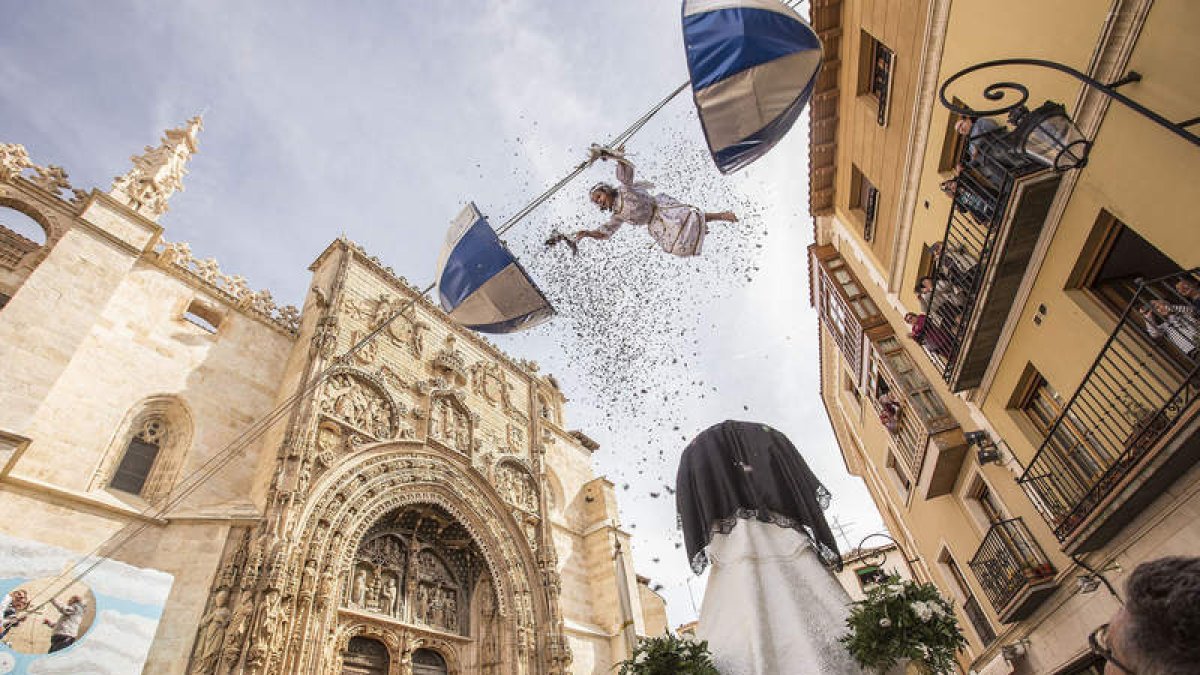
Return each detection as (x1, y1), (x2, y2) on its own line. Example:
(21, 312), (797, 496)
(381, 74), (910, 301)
(0, 119), (665, 675)
(809, 1), (1199, 673)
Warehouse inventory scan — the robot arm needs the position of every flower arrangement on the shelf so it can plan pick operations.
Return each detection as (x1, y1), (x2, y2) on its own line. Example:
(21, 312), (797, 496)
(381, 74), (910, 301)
(616, 633), (720, 675)
(840, 574), (968, 674)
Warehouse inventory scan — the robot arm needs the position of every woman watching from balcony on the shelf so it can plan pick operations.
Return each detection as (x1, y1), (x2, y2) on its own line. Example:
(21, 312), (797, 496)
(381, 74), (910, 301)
(905, 312), (953, 360)
(877, 391), (902, 434)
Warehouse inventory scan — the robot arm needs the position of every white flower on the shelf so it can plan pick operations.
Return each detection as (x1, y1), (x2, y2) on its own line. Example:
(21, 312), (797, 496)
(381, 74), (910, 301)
(887, 584), (905, 597)
(879, 618), (892, 628)
(911, 601), (934, 622)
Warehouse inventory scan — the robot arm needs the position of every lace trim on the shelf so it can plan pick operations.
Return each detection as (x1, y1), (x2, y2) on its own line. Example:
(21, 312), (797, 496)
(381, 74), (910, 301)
(688, 508), (840, 575)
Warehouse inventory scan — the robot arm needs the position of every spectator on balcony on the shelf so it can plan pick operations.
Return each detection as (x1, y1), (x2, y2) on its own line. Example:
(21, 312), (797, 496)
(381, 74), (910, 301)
(940, 175), (994, 223)
(877, 391), (901, 434)
(1140, 299), (1200, 359)
(905, 312), (953, 359)
(1173, 277), (1200, 312)
(1089, 555), (1200, 675)
(915, 275), (967, 328)
(930, 241), (978, 289)
(954, 116), (1012, 187)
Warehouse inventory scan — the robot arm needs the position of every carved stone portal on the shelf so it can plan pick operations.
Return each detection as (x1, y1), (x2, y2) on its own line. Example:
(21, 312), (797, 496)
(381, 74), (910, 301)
(343, 504), (493, 640)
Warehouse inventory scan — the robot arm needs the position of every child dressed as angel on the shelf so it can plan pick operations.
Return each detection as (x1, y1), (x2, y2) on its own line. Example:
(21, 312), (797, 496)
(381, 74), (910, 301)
(570, 146), (738, 258)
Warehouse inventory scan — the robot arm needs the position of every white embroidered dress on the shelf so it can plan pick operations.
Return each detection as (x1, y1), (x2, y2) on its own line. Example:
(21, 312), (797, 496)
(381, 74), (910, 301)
(696, 520), (869, 675)
(598, 160), (708, 257)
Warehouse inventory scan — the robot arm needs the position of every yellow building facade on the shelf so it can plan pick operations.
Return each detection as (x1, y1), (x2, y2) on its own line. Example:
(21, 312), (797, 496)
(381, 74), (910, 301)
(0, 120), (665, 674)
(808, 1), (1199, 673)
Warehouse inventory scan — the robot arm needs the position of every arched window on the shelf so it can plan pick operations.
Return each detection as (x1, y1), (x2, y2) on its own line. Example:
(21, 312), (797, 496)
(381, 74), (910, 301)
(110, 417), (167, 494)
(97, 397), (193, 502)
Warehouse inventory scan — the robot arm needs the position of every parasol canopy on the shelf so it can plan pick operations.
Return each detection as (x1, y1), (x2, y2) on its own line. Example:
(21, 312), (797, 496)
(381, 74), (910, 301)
(435, 203), (555, 334)
(682, 0), (823, 174)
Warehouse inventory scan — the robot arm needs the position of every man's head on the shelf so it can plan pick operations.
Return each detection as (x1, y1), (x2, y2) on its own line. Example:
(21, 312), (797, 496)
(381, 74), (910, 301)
(68, 595), (81, 605)
(904, 312), (919, 324)
(915, 276), (934, 294)
(1101, 556), (1200, 674)
(1175, 278), (1198, 298)
(954, 117), (974, 135)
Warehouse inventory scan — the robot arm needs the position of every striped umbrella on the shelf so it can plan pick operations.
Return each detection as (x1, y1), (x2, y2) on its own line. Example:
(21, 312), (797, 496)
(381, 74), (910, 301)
(435, 203), (555, 334)
(682, 0), (823, 174)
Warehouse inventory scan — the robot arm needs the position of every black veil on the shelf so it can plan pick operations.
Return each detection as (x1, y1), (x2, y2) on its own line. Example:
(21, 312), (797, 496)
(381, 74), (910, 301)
(676, 420), (842, 573)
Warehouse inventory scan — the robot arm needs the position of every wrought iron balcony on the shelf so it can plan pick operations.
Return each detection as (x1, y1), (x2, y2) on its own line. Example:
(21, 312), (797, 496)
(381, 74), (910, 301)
(1018, 270), (1200, 552)
(917, 128), (1061, 391)
(961, 594), (997, 646)
(968, 518), (1057, 623)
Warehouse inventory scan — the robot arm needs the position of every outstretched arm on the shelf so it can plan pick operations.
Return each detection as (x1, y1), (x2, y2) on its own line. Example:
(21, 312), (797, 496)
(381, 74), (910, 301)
(573, 217), (622, 244)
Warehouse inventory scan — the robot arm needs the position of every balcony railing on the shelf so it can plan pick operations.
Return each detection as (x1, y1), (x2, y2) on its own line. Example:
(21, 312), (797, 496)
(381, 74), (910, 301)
(961, 594), (997, 646)
(1018, 270), (1200, 551)
(968, 518), (1057, 623)
(916, 128), (1060, 391)
(868, 334), (961, 486)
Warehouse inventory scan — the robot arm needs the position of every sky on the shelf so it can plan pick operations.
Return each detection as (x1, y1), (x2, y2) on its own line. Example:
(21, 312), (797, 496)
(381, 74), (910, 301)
(0, 0), (885, 626)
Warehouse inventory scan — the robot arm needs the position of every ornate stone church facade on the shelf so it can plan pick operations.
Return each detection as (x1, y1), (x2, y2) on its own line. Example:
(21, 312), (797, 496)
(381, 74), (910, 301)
(0, 120), (666, 674)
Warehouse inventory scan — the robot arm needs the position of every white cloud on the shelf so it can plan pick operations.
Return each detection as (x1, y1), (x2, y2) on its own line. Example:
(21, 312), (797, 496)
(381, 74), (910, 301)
(27, 610), (159, 675)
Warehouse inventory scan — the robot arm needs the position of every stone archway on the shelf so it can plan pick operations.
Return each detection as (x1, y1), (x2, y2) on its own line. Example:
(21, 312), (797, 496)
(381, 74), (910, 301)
(260, 444), (557, 675)
(412, 648), (449, 675)
(342, 636), (390, 675)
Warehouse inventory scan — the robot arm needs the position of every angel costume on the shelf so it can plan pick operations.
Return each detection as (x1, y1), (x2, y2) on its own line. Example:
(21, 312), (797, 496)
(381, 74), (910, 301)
(597, 159), (708, 257)
(677, 421), (867, 675)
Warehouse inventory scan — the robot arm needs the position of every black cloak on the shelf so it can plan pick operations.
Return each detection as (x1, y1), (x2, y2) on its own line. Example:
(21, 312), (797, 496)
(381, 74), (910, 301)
(676, 420), (841, 573)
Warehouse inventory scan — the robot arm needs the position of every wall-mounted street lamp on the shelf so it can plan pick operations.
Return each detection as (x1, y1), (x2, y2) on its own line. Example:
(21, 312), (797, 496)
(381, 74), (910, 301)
(940, 58), (1200, 171)
(855, 532), (922, 583)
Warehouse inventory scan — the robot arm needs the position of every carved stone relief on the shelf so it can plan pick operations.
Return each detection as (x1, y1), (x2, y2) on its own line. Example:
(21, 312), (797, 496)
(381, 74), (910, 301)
(318, 372), (395, 439)
(493, 462), (537, 513)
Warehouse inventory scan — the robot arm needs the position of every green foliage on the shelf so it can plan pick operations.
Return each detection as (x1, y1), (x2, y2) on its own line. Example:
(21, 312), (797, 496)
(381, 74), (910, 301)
(839, 574), (968, 674)
(615, 633), (720, 675)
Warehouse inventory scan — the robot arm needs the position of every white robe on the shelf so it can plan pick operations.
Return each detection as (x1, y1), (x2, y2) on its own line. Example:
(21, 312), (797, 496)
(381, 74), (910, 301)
(598, 160), (708, 257)
(696, 520), (867, 675)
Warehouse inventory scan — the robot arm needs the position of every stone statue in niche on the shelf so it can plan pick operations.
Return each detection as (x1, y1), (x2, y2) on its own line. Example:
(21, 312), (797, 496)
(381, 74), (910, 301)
(352, 568), (369, 607)
(319, 373), (393, 438)
(382, 577), (398, 617)
(194, 588), (231, 672)
(429, 396), (470, 454)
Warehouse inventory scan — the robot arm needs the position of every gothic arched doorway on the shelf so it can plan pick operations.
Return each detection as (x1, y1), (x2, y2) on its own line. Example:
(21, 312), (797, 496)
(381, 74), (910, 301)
(342, 636), (390, 675)
(413, 648), (449, 675)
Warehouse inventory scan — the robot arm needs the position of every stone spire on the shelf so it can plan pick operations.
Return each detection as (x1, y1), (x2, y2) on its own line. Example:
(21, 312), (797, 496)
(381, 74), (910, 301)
(110, 115), (202, 220)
